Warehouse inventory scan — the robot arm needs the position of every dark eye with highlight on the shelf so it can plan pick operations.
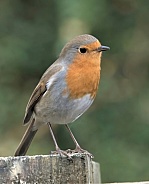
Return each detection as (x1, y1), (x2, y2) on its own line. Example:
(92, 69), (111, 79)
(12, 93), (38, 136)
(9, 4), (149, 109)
(79, 47), (87, 53)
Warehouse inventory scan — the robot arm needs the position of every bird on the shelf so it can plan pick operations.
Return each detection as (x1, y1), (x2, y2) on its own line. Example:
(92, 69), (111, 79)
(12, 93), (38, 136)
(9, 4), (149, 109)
(14, 34), (110, 157)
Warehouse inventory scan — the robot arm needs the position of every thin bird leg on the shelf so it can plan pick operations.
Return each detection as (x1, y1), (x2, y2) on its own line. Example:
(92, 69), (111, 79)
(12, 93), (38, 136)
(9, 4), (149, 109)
(47, 123), (72, 159)
(65, 124), (81, 151)
(47, 122), (60, 151)
(65, 124), (93, 158)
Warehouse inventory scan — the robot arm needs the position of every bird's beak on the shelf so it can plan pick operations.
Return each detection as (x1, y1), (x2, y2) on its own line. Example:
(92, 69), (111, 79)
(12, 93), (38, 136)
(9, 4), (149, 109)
(97, 45), (110, 52)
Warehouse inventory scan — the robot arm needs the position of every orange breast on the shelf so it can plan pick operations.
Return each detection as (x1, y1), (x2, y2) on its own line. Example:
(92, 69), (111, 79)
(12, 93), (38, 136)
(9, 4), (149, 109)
(65, 51), (101, 99)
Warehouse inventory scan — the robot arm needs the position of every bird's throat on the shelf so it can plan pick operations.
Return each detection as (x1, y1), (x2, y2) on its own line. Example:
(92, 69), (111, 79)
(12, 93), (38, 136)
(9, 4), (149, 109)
(65, 58), (101, 99)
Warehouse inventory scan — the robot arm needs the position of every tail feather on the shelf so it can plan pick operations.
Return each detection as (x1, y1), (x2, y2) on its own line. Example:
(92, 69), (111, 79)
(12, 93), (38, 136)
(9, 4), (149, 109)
(14, 119), (38, 156)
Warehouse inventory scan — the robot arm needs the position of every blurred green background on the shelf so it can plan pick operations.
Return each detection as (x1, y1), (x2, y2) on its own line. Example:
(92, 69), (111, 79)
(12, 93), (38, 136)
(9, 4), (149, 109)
(0, 0), (149, 182)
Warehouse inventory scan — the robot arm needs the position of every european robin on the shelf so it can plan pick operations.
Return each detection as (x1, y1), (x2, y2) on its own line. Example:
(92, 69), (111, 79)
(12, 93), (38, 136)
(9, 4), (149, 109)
(14, 34), (110, 157)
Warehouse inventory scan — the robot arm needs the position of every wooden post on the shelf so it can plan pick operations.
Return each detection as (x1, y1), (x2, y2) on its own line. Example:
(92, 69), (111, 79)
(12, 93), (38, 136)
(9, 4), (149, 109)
(106, 182), (149, 184)
(0, 154), (101, 184)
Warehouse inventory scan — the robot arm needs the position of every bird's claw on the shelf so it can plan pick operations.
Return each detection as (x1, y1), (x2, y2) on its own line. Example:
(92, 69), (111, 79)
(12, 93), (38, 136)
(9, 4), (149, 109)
(51, 149), (72, 160)
(51, 147), (93, 160)
(66, 147), (94, 158)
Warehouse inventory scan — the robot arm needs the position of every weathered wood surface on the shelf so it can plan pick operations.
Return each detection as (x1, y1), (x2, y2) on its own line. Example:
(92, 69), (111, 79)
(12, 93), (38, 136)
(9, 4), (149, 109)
(107, 182), (149, 184)
(0, 154), (100, 184)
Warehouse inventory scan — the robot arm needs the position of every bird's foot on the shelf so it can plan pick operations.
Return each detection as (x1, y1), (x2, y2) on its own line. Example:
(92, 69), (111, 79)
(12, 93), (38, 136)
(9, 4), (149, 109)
(51, 146), (93, 159)
(66, 146), (94, 158)
(51, 148), (72, 160)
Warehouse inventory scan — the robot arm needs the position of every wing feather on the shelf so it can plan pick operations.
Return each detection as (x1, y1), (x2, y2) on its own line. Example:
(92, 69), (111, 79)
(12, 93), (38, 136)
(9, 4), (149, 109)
(23, 64), (63, 124)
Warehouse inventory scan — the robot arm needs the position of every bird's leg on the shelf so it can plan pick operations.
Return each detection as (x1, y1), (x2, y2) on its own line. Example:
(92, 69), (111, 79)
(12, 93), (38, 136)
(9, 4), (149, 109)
(47, 123), (60, 152)
(65, 124), (93, 158)
(47, 123), (72, 159)
(65, 124), (81, 150)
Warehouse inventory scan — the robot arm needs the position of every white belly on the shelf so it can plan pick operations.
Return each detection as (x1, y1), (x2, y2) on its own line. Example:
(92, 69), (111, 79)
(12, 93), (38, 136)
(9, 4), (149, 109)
(35, 93), (94, 125)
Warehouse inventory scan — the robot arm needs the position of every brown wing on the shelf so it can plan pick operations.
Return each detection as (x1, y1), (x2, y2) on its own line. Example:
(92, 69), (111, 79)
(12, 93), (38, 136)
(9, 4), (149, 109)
(23, 82), (47, 124)
(23, 64), (63, 125)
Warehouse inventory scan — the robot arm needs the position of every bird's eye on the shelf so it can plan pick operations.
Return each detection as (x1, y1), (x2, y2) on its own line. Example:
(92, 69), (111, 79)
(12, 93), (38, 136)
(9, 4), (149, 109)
(79, 47), (87, 53)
